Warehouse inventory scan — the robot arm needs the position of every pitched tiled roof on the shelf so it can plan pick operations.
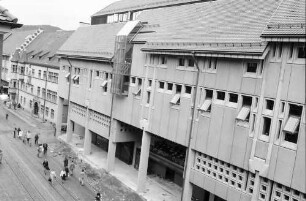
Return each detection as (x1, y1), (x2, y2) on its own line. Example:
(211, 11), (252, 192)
(20, 31), (73, 67)
(133, 0), (280, 54)
(0, 5), (22, 28)
(262, 0), (305, 38)
(3, 30), (37, 55)
(57, 23), (125, 59)
(92, 0), (201, 16)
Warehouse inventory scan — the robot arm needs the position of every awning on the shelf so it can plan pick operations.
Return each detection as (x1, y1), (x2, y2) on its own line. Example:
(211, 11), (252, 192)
(101, 80), (108, 87)
(283, 116), (300, 134)
(73, 75), (79, 81)
(133, 88), (141, 96)
(170, 94), (180, 104)
(199, 99), (212, 112)
(65, 73), (70, 78)
(237, 107), (250, 121)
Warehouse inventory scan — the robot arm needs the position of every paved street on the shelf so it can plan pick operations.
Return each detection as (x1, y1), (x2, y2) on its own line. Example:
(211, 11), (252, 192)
(0, 105), (95, 201)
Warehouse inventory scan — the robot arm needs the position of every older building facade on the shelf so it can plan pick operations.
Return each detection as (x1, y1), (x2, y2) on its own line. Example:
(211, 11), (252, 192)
(56, 0), (305, 200)
(10, 30), (72, 123)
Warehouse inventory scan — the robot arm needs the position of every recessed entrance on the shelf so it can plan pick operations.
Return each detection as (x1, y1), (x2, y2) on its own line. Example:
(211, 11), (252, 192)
(34, 102), (39, 115)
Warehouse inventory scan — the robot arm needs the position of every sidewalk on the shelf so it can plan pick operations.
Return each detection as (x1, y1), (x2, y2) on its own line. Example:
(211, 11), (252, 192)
(59, 133), (182, 201)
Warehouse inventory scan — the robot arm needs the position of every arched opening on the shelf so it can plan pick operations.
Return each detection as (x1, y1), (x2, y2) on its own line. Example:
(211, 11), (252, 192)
(34, 102), (39, 115)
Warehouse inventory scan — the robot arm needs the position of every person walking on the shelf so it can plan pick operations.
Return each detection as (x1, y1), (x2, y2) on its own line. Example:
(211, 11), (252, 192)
(13, 128), (17, 138)
(37, 144), (43, 157)
(43, 143), (48, 156)
(63, 156), (68, 168)
(18, 129), (23, 140)
(69, 160), (75, 176)
(26, 130), (32, 146)
(42, 159), (50, 175)
(49, 170), (56, 185)
(79, 168), (85, 186)
(5, 113), (8, 120)
(60, 169), (67, 184)
(95, 193), (102, 201)
(34, 133), (39, 145)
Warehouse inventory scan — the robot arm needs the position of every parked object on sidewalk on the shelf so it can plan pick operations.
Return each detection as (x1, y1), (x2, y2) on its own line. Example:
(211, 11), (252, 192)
(43, 143), (48, 155)
(0, 149), (2, 164)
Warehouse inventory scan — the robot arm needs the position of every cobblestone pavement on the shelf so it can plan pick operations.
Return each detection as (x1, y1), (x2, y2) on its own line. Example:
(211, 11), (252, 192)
(0, 104), (145, 201)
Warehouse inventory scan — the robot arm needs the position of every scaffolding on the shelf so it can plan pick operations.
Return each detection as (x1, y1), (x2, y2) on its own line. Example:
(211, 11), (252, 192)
(111, 21), (142, 96)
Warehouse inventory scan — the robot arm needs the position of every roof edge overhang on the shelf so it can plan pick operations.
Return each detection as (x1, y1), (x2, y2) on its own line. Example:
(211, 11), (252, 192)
(261, 35), (306, 42)
(141, 47), (269, 60)
(26, 61), (59, 69)
(56, 53), (112, 62)
(0, 21), (22, 29)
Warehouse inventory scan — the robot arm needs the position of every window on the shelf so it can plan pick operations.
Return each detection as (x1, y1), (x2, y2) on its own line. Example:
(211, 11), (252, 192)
(105, 72), (109, 80)
(229, 93), (238, 103)
(42, 88), (46, 98)
(32, 69), (35, 76)
(160, 56), (167, 65)
(51, 109), (54, 119)
(242, 95), (252, 107)
(266, 99), (274, 111)
(54, 73), (59, 83)
(207, 58), (217, 71)
(96, 71), (99, 77)
(251, 114), (256, 133)
(205, 89), (213, 99)
(178, 58), (185, 66)
(133, 78), (142, 96)
(297, 46), (305, 58)
(131, 77), (136, 84)
(278, 43), (283, 58)
(45, 107), (49, 117)
(216, 91), (225, 101)
(262, 117), (272, 136)
(167, 83), (173, 91)
(188, 58), (194, 67)
(38, 70), (41, 78)
(89, 70), (93, 88)
(289, 43), (294, 59)
(146, 91), (151, 104)
(148, 79), (152, 87)
(276, 120), (282, 140)
(159, 81), (165, 89)
(237, 107), (251, 121)
(282, 104), (303, 144)
(246, 63), (257, 73)
(73, 75), (80, 85)
(43, 71), (47, 79)
(176, 85), (182, 94)
(185, 86), (192, 94)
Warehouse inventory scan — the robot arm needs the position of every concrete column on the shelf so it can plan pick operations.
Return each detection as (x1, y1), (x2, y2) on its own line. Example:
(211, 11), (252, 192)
(137, 131), (151, 193)
(251, 171), (260, 201)
(106, 141), (117, 171)
(56, 97), (64, 137)
(209, 193), (215, 201)
(182, 149), (195, 201)
(83, 128), (92, 155)
(66, 120), (73, 143)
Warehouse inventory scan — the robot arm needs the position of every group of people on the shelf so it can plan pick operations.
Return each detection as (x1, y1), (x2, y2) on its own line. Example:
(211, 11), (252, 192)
(14, 128), (40, 147)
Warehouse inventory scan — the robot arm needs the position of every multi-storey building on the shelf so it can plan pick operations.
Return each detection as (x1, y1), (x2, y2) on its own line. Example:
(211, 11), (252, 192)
(10, 30), (72, 123)
(0, 5), (22, 93)
(57, 0), (305, 200)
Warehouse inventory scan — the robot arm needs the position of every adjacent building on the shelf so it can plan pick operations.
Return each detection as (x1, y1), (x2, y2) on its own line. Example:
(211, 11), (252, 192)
(10, 30), (72, 123)
(0, 5), (22, 93)
(55, 0), (305, 200)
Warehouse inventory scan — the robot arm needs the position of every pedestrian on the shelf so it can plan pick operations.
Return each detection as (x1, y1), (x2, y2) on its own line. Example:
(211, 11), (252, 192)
(37, 144), (43, 157)
(13, 128), (17, 138)
(49, 170), (56, 185)
(79, 168), (85, 186)
(69, 160), (75, 176)
(34, 133), (39, 145)
(26, 130), (32, 146)
(18, 129), (23, 140)
(42, 159), (50, 175)
(63, 156), (68, 168)
(43, 143), (48, 156)
(23, 133), (27, 144)
(65, 166), (69, 177)
(5, 113), (8, 120)
(60, 169), (67, 184)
